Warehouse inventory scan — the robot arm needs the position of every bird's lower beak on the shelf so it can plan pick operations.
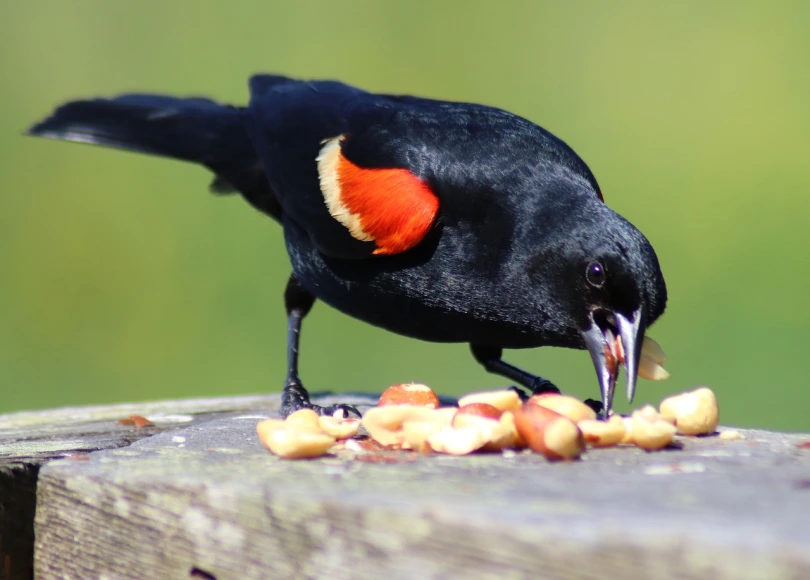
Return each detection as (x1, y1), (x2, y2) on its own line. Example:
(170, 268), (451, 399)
(580, 308), (645, 416)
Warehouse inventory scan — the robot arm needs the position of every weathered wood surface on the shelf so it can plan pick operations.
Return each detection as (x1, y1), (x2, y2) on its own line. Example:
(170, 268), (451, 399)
(0, 393), (370, 580)
(0, 394), (288, 466)
(1, 394), (809, 579)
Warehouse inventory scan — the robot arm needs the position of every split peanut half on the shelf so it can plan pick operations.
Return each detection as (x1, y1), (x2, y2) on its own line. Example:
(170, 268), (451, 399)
(528, 393), (597, 423)
(659, 387), (719, 435)
(378, 383), (440, 408)
(513, 404), (584, 461)
(578, 415), (626, 447)
(629, 405), (677, 450)
(457, 389), (522, 413)
(256, 417), (336, 459)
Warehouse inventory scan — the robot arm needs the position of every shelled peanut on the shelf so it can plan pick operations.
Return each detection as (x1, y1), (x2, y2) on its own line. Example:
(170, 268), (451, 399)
(612, 335), (671, 381)
(378, 383), (440, 408)
(578, 415), (626, 447)
(628, 405), (677, 450)
(256, 408), (360, 459)
(513, 404), (585, 461)
(527, 393), (597, 422)
(659, 387), (719, 435)
(258, 379), (725, 461)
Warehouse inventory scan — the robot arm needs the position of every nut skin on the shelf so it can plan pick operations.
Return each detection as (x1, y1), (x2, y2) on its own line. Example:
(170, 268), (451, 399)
(659, 387), (719, 435)
(378, 383), (440, 408)
(641, 336), (667, 365)
(527, 394), (597, 423)
(615, 335), (670, 381)
(513, 404), (584, 461)
(457, 389), (522, 413)
(452, 403), (503, 428)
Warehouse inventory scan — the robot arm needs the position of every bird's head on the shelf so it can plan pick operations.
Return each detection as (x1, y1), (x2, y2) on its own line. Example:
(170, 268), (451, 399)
(527, 198), (667, 415)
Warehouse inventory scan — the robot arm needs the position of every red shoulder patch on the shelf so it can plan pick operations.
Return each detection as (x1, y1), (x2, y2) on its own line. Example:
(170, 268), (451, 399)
(317, 137), (439, 255)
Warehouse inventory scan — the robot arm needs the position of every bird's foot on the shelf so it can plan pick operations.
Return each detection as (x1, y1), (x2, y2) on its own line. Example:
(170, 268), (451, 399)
(508, 378), (560, 402)
(280, 377), (362, 419)
(528, 376), (560, 396)
(583, 398), (604, 417)
(508, 385), (530, 403)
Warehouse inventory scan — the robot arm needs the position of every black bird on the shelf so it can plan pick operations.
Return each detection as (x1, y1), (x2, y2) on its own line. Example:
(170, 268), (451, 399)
(28, 75), (667, 418)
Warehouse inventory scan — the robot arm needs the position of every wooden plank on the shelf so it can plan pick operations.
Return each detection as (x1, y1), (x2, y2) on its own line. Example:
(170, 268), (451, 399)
(28, 398), (810, 580)
(0, 393), (371, 580)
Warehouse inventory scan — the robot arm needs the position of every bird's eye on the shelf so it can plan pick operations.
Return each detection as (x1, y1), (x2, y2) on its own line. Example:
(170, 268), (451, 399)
(586, 262), (606, 288)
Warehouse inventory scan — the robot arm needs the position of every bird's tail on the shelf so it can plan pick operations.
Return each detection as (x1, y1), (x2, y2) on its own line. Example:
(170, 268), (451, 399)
(28, 94), (248, 164)
(28, 94), (279, 216)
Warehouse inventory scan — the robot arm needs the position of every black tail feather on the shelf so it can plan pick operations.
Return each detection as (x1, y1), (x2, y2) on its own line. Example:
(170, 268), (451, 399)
(28, 95), (243, 164)
(29, 94), (281, 219)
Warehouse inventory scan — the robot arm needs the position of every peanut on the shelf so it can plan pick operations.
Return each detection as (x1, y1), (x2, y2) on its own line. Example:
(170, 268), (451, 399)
(578, 415), (626, 447)
(659, 387), (719, 435)
(630, 406), (676, 450)
(284, 408), (322, 431)
(719, 429), (743, 441)
(641, 336), (667, 365)
(615, 335), (669, 381)
(513, 404), (584, 461)
(401, 407), (458, 453)
(484, 411), (525, 451)
(318, 416), (361, 440)
(638, 358), (670, 381)
(427, 425), (492, 455)
(619, 416), (634, 444)
(452, 403), (502, 428)
(378, 383), (440, 408)
(458, 389), (522, 413)
(256, 419), (336, 459)
(528, 393), (597, 423)
(362, 405), (447, 447)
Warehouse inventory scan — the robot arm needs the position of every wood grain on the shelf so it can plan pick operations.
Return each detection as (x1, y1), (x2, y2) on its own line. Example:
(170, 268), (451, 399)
(20, 395), (810, 580)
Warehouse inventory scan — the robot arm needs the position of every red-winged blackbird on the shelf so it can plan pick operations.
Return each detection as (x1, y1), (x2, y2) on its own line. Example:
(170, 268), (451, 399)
(29, 75), (667, 418)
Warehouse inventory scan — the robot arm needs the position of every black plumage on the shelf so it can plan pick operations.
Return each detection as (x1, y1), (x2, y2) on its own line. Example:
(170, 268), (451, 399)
(29, 75), (667, 417)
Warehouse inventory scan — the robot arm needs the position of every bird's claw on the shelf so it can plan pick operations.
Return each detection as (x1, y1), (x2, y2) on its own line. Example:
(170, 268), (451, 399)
(508, 385), (530, 403)
(316, 403), (362, 419)
(280, 400), (361, 419)
(280, 376), (361, 419)
(528, 377), (560, 396)
(583, 398), (604, 417)
(508, 378), (560, 403)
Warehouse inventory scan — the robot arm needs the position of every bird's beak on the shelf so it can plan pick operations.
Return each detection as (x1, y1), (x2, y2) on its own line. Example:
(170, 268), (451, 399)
(580, 307), (645, 416)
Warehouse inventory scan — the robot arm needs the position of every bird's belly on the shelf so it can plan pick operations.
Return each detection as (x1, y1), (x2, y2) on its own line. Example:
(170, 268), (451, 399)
(284, 222), (570, 349)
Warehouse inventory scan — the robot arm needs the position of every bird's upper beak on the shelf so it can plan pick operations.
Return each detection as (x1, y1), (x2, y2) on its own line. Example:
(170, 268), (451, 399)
(580, 307), (644, 416)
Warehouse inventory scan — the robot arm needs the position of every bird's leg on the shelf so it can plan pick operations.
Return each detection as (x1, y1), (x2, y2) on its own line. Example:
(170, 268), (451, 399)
(280, 275), (361, 419)
(470, 344), (560, 401)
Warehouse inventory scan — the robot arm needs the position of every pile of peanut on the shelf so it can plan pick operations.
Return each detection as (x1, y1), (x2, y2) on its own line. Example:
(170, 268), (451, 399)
(256, 383), (721, 461)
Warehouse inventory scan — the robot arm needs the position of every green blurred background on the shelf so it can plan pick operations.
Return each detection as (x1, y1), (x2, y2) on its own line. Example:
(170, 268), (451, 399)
(1, 1), (808, 431)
